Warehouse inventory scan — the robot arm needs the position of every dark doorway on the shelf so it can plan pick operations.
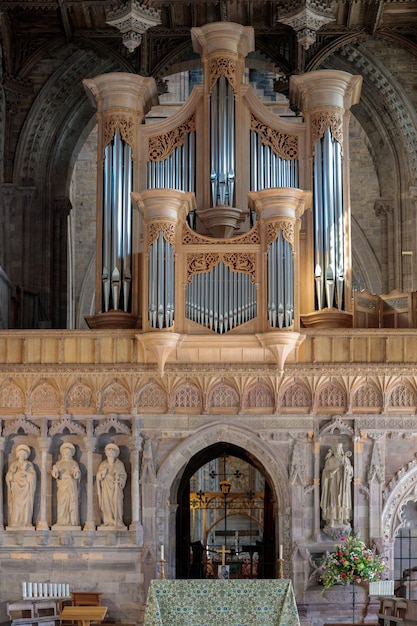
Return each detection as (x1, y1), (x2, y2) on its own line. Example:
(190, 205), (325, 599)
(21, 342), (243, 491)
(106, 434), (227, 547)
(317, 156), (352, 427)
(176, 442), (276, 579)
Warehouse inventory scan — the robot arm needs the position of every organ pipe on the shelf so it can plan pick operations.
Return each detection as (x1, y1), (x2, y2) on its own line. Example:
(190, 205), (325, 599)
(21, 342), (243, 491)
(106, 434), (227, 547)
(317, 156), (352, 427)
(210, 77), (235, 207)
(148, 231), (175, 329)
(267, 230), (294, 329)
(186, 263), (256, 334)
(147, 132), (196, 193)
(313, 128), (344, 310)
(102, 131), (133, 313)
(249, 131), (299, 191)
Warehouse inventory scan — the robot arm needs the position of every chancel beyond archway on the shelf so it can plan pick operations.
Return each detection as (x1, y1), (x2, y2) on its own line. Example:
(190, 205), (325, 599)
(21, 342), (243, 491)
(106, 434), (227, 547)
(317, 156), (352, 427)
(175, 445), (275, 580)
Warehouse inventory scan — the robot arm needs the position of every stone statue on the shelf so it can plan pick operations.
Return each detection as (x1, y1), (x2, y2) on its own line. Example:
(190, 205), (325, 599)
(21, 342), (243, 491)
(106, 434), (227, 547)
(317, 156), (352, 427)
(320, 443), (353, 528)
(6, 444), (37, 527)
(52, 442), (81, 527)
(97, 443), (127, 528)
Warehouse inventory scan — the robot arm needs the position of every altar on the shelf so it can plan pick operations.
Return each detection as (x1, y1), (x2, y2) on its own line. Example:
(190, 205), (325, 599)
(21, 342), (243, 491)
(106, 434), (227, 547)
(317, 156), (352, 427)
(144, 579), (300, 626)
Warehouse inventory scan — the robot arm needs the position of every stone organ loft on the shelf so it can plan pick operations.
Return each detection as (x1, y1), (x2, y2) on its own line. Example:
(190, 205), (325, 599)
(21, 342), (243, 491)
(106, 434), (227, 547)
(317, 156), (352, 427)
(83, 21), (361, 345)
(5, 13), (417, 626)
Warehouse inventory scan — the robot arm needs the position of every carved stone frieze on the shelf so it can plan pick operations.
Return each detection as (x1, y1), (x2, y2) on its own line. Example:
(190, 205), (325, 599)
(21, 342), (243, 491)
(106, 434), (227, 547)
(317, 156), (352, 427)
(187, 251), (256, 282)
(250, 113), (298, 159)
(148, 114), (196, 161)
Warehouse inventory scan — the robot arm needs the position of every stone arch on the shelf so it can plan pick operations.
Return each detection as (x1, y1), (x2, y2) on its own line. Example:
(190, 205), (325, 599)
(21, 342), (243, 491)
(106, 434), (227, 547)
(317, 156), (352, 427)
(155, 422), (291, 576)
(382, 458), (417, 542)
(281, 382), (311, 410)
(243, 383), (274, 411)
(352, 383), (383, 410)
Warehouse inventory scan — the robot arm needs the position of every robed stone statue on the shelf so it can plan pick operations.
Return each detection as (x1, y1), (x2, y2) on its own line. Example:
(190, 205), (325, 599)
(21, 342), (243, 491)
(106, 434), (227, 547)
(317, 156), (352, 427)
(320, 443), (353, 529)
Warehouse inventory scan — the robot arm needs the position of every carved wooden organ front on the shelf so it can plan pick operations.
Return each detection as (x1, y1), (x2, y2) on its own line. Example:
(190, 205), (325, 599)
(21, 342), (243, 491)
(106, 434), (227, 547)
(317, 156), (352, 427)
(83, 22), (362, 336)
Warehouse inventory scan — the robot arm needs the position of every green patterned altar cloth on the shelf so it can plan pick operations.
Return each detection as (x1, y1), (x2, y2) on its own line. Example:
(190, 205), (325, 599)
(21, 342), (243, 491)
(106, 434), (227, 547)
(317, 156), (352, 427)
(144, 579), (300, 626)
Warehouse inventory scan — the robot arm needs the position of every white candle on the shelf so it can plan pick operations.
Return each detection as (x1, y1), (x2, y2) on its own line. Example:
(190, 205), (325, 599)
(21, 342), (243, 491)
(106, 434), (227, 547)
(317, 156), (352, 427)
(27, 582), (33, 598)
(48, 583), (52, 597)
(22, 582), (27, 599)
(53, 583), (58, 597)
(43, 583), (48, 597)
(160, 545), (164, 561)
(57, 583), (62, 596)
(65, 584), (70, 596)
(279, 544), (283, 560)
(33, 583), (38, 598)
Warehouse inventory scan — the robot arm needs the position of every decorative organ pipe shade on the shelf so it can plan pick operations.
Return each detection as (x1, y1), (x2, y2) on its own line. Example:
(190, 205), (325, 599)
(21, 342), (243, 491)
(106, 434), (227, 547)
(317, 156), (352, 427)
(250, 131), (299, 191)
(267, 230), (294, 328)
(102, 131), (133, 313)
(147, 132), (196, 193)
(313, 127), (344, 310)
(186, 262), (256, 334)
(148, 231), (175, 329)
(210, 76), (235, 207)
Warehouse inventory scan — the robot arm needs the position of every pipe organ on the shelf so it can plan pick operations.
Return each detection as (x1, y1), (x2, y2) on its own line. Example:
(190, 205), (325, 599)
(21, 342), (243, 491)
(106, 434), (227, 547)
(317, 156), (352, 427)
(83, 22), (362, 338)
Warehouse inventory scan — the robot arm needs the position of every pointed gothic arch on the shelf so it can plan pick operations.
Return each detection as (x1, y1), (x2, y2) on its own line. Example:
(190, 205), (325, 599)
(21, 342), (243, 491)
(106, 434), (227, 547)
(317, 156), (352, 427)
(155, 423), (290, 579)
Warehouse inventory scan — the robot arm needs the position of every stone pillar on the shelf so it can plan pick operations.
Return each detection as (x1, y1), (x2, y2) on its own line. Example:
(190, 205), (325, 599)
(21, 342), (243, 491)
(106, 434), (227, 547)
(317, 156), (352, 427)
(83, 432), (97, 531)
(129, 417), (143, 539)
(375, 199), (395, 293)
(53, 198), (72, 329)
(36, 435), (50, 531)
(0, 436), (5, 530)
(312, 440), (321, 542)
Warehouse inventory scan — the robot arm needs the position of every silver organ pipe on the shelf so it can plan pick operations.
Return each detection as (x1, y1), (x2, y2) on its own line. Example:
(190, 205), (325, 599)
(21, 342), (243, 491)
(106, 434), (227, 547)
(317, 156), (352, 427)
(148, 231), (175, 329)
(267, 230), (294, 329)
(249, 131), (299, 191)
(102, 131), (133, 313)
(313, 127), (344, 310)
(210, 77), (235, 207)
(147, 132), (196, 193)
(186, 263), (256, 334)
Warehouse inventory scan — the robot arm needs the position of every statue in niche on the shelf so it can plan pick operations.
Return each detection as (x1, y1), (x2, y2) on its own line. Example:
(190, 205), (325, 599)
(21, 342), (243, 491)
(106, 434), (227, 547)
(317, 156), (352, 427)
(52, 442), (81, 527)
(320, 443), (353, 529)
(6, 444), (37, 527)
(97, 443), (127, 528)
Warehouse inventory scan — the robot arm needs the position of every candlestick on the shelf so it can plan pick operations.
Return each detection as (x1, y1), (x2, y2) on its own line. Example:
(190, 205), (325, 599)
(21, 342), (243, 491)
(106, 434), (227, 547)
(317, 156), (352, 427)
(279, 544), (283, 560)
(160, 545), (164, 561)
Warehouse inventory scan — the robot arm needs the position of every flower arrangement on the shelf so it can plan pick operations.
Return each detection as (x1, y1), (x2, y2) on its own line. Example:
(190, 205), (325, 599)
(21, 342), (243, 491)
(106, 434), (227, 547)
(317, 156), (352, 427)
(321, 534), (386, 591)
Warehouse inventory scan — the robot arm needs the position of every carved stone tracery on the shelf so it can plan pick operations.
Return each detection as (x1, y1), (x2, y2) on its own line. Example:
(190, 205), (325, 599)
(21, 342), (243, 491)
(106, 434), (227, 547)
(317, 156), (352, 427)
(250, 113), (298, 160)
(209, 57), (237, 93)
(266, 221), (295, 247)
(147, 222), (177, 248)
(103, 113), (136, 149)
(187, 251), (256, 282)
(148, 114), (196, 161)
(311, 110), (343, 150)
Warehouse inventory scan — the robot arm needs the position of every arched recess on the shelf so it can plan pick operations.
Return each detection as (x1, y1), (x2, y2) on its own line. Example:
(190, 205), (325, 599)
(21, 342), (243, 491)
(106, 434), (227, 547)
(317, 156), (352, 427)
(155, 423), (290, 579)
(382, 459), (417, 544)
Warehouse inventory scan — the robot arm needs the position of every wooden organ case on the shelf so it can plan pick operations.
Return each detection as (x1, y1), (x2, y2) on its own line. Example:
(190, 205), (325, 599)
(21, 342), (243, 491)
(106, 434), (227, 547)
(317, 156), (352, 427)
(83, 22), (362, 365)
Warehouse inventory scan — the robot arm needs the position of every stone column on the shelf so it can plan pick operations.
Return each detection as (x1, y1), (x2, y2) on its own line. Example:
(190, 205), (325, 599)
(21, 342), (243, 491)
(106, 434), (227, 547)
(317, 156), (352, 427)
(312, 440), (321, 542)
(129, 417), (143, 539)
(53, 198), (72, 329)
(36, 435), (50, 531)
(83, 432), (97, 531)
(375, 199), (395, 293)
(0, 436), (5, 530)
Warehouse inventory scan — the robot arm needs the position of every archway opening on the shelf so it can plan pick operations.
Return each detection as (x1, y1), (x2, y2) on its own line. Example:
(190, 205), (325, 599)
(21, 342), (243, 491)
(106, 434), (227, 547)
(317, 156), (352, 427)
(176, 442), (276, 579)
